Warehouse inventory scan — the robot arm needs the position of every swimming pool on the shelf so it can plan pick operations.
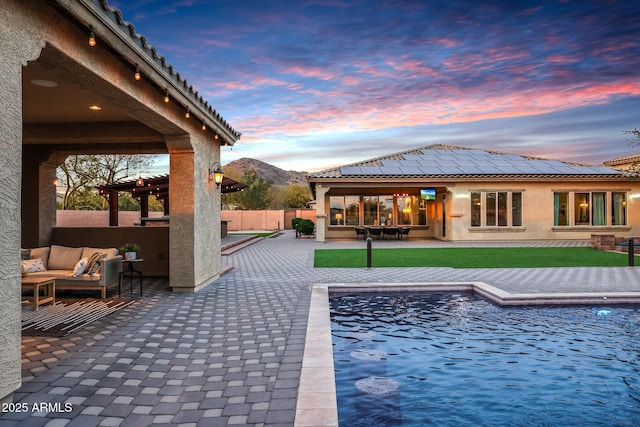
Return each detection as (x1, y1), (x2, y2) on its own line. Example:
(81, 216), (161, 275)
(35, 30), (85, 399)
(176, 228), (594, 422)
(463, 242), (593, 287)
(330, 292), (640, 427)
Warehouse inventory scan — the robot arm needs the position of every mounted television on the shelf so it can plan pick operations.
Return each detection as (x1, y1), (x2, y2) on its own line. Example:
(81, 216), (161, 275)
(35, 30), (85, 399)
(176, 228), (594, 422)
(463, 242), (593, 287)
(420, 188), (436, 200)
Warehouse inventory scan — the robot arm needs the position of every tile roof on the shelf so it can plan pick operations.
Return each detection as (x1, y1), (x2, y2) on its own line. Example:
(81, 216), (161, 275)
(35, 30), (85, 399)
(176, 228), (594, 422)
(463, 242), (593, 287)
(308, 144), (623, 179)
(603, 151), (640, 166)
(94, 0), (241, 141)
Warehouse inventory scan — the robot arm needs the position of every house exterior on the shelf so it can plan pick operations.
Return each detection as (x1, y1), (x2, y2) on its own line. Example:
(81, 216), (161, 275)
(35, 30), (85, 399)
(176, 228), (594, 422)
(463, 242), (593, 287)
(308, 145), (640, 242)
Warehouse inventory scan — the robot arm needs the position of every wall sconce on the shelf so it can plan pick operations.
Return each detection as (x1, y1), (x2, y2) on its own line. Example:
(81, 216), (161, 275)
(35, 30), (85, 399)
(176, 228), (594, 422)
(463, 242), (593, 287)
(88, 25), (96, 47)
(208, 162), (224, 187)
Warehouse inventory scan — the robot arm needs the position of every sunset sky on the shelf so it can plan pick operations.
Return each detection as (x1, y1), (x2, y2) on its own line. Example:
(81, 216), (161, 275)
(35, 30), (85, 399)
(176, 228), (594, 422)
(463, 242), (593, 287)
(108, 0), (640, 173)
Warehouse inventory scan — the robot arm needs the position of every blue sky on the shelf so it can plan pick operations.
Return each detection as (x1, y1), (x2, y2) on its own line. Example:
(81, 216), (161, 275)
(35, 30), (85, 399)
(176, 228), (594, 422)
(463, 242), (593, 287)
(108, 0), (640, 172)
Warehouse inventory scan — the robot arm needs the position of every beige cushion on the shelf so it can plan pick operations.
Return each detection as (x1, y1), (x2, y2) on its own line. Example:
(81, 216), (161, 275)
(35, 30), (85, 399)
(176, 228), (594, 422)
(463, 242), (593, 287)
(81, 247), (118, 259)
(30, 247), (50, 267)
(48, 245), (83, 270)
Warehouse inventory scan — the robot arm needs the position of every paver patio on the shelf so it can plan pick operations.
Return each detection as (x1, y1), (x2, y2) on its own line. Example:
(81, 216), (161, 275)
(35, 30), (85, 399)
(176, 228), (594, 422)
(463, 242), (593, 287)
(3, 230), (640, 426)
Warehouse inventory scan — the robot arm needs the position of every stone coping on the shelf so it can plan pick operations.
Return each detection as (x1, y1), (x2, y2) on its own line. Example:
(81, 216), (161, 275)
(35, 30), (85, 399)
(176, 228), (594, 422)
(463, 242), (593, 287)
(295, 282), (640, 426)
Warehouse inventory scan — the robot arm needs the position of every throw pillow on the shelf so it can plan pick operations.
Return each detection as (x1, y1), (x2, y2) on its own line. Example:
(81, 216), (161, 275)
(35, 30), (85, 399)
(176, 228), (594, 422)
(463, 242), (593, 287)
(86, 252), (102, 273)
(20, 248), (32, 260)
(87, 253), (106, 275)
(22, 258), (46, 273)
(72, 257), (88, 277)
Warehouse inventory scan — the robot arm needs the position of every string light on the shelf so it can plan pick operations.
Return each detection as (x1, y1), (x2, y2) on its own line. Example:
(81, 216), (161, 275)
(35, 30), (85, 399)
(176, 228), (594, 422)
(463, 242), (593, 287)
(134, 64), (141, 81)
(88, 25), (96, 47)
(164, 89), (169, 103)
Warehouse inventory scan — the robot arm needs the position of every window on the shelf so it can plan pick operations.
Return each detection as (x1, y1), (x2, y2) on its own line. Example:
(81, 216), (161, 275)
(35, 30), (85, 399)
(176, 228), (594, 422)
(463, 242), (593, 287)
(363, 196), (379, 225)
(470, 191), (522, 227)
(329, 196), (345, 225)
(512, 192), (522, 227)
(471, 193), (481, 227)
(612, 192), (626, 226)
(330, 196), (360, 225)
(345, 196), (360, 225)
(554, 191), (627, 226)
(396, 196), (428, 226)
(330, 194), (430, 226)
(554, 192), (569, 226)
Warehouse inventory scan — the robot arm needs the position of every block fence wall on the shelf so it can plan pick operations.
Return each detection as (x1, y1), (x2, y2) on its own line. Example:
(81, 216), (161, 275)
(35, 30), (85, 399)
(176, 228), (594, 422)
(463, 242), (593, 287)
(56, 209), (317, 230)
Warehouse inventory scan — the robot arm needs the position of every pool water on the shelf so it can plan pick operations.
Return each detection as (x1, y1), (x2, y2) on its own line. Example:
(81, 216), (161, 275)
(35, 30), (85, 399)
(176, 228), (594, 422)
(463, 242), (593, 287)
(330, 293), (640, 427)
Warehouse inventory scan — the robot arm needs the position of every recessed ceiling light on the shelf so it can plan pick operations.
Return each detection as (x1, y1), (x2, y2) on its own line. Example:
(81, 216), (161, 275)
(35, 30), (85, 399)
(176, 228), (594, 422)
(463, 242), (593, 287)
(89, 105), (102, 111)
(30, 79), (58, 88)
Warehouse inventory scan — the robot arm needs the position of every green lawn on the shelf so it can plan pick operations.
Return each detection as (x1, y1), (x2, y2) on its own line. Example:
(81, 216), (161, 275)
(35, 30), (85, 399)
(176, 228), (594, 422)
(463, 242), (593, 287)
(314, 247), (631, 268)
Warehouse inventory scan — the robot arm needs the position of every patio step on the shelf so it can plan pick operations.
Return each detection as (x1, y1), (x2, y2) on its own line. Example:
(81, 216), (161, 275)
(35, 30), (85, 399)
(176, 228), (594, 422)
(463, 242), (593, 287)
(221, 235), (263, 255)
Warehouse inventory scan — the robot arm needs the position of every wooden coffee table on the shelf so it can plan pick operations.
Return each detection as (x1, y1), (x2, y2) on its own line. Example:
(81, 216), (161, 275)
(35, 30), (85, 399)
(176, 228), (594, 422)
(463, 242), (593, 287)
(21, 276), (56, 311)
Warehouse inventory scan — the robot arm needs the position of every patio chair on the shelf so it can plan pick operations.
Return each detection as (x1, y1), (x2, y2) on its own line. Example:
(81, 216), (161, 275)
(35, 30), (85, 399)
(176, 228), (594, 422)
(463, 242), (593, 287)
(383, 227), (400, 240)
(368, 227), (383, 239)
(399, 226), (411, 239)
(355, 227), (367, 240)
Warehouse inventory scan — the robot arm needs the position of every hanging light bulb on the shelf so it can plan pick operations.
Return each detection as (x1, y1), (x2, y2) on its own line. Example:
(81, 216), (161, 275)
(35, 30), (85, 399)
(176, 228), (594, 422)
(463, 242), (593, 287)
(134, 64), (141, 81)
(88, 25), (96, 47)
(164, 89), (169, 103)
(185, 108), (190, 119)
(202, 120), (206, 131)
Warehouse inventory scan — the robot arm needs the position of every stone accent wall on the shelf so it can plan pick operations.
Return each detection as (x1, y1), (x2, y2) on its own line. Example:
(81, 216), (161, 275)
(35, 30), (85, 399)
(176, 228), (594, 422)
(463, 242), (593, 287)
(591, 233), (616, 251)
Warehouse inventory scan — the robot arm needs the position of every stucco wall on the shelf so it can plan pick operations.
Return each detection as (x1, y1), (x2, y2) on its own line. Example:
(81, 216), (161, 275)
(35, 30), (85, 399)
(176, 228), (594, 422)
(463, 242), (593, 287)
(0, 0), (47, 403)
(447, 180), (638, 241)
(221, 210), (286, 231)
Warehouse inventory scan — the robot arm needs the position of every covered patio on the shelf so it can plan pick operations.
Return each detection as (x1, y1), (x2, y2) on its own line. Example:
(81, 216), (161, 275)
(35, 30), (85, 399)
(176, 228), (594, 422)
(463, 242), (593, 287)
(1, 0), (240, 403)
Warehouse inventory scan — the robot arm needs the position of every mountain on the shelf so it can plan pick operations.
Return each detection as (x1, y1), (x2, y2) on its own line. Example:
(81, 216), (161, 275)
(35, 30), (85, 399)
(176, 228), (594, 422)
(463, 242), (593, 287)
(223, 158), (308, 186)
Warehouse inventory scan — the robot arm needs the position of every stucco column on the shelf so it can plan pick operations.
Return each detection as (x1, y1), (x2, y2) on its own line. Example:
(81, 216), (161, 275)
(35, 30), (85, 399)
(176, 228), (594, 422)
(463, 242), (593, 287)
(0, 1), (46, 403)
(167, 133), (222, 292)
(315, 185), (330, 242)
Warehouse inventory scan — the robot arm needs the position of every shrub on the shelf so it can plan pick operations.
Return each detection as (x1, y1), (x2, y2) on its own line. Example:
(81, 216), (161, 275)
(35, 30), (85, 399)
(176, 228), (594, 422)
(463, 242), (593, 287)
(292, 217), (304, 229)
(297, 219), (315, 236)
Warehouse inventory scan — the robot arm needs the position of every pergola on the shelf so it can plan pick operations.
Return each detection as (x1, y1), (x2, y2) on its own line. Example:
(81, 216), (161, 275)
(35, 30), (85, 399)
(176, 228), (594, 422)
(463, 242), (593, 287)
(97, 175), (247, 226)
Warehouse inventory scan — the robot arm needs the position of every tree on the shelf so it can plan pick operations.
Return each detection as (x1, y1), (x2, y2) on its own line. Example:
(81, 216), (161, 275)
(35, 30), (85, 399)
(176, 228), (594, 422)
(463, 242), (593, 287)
(57, 154), (156, 210)
(284, 184), (313, 208)
(624, 128), (640, 145)
(223, 169), (272, 210)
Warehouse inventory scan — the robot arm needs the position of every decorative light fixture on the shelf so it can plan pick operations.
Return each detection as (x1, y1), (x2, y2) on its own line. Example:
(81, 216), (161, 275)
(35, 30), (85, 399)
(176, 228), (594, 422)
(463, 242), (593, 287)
(134, 64), (141, 81)
(136, 176), (144, 187)
(202, 120), (206, 131)
(185, 108), (190, 119)
(88, 105), (102, 111)
(208, 162), (224, 187)
(164, 89), (170, 103)
(88, 25), (96, 47)
(214, 134), (219, 141)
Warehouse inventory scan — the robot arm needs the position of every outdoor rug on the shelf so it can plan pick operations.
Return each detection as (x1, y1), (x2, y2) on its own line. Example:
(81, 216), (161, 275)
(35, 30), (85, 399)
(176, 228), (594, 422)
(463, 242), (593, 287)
(22, 298), (137, 337)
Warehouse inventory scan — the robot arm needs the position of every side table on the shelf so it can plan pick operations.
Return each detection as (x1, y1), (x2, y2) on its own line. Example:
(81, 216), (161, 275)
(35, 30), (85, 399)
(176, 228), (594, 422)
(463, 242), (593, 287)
(21, 276), (56, 311)
(119, 258), (144, 297)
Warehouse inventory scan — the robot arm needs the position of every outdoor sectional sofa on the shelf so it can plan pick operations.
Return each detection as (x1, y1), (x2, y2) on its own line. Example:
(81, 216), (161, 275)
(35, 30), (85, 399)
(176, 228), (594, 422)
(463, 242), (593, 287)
(22, 245), (123, 298)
